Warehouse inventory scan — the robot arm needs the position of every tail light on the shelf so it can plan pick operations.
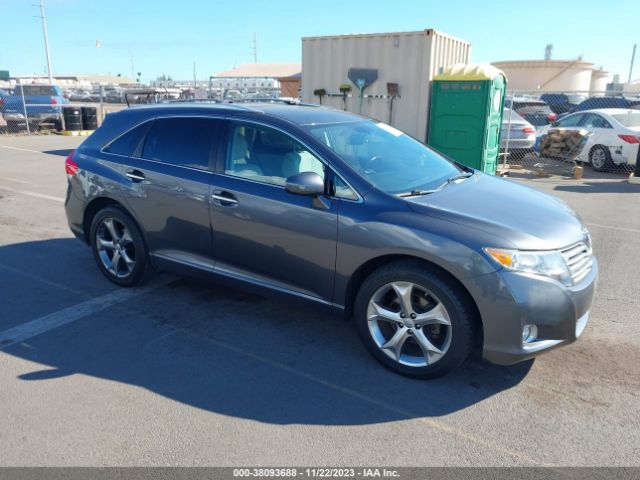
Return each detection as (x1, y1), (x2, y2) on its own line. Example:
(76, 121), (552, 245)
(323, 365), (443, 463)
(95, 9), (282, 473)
(547, 113), (557, 121)
(522, 126), (536, 134)
(50, 98), (57, 105)
(618, 134), (640, 144)
(65, 151), (78, 176)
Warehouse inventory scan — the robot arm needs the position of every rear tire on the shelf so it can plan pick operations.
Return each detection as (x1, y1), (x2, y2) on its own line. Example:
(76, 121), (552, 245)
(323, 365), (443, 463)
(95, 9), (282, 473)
(354, 261), (476, 379)
(589, 145), (612, 172)
(89, 207), (152, 286)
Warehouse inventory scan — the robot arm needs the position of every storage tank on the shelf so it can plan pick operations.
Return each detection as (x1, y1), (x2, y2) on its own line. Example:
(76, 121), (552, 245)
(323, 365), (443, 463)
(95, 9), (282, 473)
(491, 60), (594, 92)
(590, 68), (610, 93)
(302, 29), (471, 142)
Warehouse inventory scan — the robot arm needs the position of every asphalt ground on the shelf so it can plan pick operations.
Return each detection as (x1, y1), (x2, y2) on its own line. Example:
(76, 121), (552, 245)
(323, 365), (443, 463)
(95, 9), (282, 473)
(0, 135), (638, 467)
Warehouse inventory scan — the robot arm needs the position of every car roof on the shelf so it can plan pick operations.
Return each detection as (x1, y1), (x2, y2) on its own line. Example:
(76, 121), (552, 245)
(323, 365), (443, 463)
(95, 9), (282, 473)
(118, 102), (365, 126)
(571, 108), (638, 115)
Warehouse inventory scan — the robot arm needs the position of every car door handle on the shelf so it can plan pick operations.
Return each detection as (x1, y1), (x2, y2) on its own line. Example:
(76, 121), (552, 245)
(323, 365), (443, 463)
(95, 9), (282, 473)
(211, 192), (238, 206)
(125, 170), (145, 182)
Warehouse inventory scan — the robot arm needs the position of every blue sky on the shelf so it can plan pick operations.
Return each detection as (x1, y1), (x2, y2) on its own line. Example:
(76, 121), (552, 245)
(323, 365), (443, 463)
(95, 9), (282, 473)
(2, 0), (636, 83)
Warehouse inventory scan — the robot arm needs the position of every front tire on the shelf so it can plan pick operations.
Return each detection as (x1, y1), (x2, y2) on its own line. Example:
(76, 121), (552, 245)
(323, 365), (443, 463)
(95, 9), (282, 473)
(354, 261), (476, 378)
(90, 207), (152, 286)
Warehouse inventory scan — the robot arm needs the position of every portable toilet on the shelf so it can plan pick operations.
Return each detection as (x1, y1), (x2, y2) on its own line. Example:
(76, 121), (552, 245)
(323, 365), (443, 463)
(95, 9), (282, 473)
(427, 64), (507, 175)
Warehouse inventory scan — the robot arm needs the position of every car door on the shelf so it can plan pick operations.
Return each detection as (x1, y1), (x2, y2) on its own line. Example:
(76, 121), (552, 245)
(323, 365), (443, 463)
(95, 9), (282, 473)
(578, 113), (613, 159)
(209, 120), (341, 303)
(114, 116), (222, 265)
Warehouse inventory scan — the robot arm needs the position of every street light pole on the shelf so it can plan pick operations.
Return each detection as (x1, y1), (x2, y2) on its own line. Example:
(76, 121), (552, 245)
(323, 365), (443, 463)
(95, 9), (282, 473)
(39, 0), (54, 85)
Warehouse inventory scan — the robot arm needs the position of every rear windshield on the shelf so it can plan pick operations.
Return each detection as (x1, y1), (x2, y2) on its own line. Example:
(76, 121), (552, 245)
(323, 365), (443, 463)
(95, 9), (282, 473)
(612, 112), (640, 127)
(15, 85), (60, 96)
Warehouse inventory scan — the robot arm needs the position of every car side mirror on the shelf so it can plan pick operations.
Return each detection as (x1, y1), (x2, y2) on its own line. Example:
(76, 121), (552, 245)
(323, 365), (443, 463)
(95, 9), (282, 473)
(285, 172), (324, 196)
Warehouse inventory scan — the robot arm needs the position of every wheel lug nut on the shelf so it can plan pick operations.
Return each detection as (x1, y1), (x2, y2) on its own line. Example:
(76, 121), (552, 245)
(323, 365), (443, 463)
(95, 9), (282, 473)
(408, 329), (413, 335)
(410, 313), (417, 319)
(398, 323), (404, 328)
(416, 324), (421, 329)
(400, 313), (406, 318)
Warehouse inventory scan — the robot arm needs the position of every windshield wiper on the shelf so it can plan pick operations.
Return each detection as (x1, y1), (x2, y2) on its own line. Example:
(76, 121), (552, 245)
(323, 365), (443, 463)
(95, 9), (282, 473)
(397, 189), (439, 197)
(445, 171), (474, 184)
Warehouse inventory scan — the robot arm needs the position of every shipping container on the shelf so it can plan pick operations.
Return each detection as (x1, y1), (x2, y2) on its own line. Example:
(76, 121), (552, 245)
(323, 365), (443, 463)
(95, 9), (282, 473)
(301, 29), (471, 142)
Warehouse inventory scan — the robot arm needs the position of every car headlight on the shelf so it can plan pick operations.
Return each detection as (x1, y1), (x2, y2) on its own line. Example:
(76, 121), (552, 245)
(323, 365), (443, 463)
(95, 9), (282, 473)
(484, 247), (572, 285)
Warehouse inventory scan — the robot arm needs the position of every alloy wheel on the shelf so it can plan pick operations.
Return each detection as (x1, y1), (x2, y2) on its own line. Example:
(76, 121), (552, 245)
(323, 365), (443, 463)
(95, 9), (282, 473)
(95, 217), (136, 279)
(591, 148), (606, 169)
(366, 281), (452, 367)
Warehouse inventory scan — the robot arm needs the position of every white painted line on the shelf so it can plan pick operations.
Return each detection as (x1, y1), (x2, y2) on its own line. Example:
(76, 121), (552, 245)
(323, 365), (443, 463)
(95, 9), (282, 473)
(0, 184), (65, 203)
(586, 222), (640, 234)
(0, 280), (169, 349)
(0, 145), (44, 154)
(0, 263), (90, 298)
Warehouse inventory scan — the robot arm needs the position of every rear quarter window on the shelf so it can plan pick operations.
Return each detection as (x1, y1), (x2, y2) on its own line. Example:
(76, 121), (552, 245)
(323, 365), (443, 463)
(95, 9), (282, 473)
(613, 112), (640, 127)
(103, 121), (154, 157)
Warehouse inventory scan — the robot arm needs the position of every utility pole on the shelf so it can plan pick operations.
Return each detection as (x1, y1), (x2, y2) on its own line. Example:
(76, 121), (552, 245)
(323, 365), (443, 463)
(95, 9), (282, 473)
(193, 61), (197, 97)
(38, 0), (53, 85)
(129, 48), (135, 80)
(253, 32), (258, 64)
(629, 44), (637, 84)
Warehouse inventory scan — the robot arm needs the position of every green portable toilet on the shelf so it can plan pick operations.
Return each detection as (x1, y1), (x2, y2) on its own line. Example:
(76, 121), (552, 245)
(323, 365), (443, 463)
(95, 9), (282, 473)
(427, 64), (507, 175)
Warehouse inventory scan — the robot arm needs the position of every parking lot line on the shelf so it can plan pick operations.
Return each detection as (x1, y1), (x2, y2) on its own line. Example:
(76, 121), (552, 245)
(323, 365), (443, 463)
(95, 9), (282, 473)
(164, 322), (556, 468)
(0, 184), (65, 203)
(586, 222), (640, 234)
(0, 145), (46, 154)
(0, 262), (91, 298)
(0, 279), (171, 350)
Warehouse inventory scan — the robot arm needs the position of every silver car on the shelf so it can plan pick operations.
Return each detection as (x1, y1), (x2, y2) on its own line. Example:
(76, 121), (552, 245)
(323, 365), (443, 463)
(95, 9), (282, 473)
(501, 108), (536, 154)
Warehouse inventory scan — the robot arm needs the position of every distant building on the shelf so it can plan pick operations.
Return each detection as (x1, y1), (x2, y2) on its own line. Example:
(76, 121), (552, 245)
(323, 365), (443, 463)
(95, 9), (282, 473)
(6, 74), (137, 89)
(211, 63), (302, 96)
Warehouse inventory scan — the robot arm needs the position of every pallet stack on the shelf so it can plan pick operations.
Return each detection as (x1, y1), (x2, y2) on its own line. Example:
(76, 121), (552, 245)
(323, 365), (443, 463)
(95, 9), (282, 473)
(538, 128), (588, 158)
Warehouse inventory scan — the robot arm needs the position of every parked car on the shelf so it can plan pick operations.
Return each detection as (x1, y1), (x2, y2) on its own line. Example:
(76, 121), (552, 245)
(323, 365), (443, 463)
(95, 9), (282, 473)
(1, 84), (68, 131)
(0, 88), (10, 114)
(504, 97), (557, 127)
(563, 96), (640, 117)
(69, 89), (93, 102)
(64, 103), (597, 378)
(537, 108), (640, 171)
(501, 108), (536, 155)
(540, 93), (587, 115)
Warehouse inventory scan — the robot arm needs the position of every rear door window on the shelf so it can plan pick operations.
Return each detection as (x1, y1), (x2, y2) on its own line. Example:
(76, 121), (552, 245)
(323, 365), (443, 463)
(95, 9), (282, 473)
(557, 114), (584, 128)
(104, 121), (154, 157)
(142, 117), (219, 170)
(580, 113), (612, 129)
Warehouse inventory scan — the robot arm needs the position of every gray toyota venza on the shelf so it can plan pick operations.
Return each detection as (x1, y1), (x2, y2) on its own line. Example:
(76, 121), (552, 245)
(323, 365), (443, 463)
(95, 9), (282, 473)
(64, 102), (597, 378)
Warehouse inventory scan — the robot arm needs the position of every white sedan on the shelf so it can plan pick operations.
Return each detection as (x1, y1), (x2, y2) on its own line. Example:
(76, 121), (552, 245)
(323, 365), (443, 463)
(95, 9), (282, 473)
(537, 108), (640, 171)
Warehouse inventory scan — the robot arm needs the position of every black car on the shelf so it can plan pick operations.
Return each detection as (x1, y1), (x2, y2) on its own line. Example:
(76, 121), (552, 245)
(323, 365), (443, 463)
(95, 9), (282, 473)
(504, 97), (557, 127)
(64, 102), (597, 378)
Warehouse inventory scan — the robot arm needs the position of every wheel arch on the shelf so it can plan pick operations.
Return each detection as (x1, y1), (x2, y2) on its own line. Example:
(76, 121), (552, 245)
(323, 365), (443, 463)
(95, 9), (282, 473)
(82, 197), (144, 247)
(343, 254), (483, 345)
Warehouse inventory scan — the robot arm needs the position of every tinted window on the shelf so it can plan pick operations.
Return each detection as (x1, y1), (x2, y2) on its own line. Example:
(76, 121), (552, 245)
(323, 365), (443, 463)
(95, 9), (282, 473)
(143, 117), (218, 169)
(580, 113), (611, 129)
(226, 123), (325, 187)
(557, 114), (583, 127)
(104, 121), (153, 157)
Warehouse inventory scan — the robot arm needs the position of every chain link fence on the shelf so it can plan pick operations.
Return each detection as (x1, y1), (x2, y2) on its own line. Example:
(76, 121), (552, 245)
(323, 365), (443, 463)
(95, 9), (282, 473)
(0, 84), (127, 135)
(500, 90), (640, 178)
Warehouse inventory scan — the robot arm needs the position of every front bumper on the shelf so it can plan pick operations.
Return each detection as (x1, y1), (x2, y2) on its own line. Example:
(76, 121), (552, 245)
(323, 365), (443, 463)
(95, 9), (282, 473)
(473, 258), (598, 365)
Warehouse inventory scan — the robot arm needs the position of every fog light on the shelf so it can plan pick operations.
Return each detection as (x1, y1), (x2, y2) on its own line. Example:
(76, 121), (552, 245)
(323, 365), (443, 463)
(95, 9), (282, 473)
(522, 324), (538, 344)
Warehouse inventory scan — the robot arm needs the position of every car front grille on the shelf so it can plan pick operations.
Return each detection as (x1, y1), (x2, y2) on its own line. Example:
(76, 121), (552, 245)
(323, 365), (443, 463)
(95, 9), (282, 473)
(561, 241), (593, 285)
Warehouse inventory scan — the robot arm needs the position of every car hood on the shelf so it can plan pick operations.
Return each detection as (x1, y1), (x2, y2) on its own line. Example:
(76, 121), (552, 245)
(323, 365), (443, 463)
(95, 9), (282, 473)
(405, 173), (587, 250)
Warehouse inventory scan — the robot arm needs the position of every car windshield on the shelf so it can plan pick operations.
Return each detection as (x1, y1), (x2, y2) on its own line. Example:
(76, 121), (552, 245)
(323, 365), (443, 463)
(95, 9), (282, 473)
(306, 120), (463, 195)
(612, 112), (640, 127)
